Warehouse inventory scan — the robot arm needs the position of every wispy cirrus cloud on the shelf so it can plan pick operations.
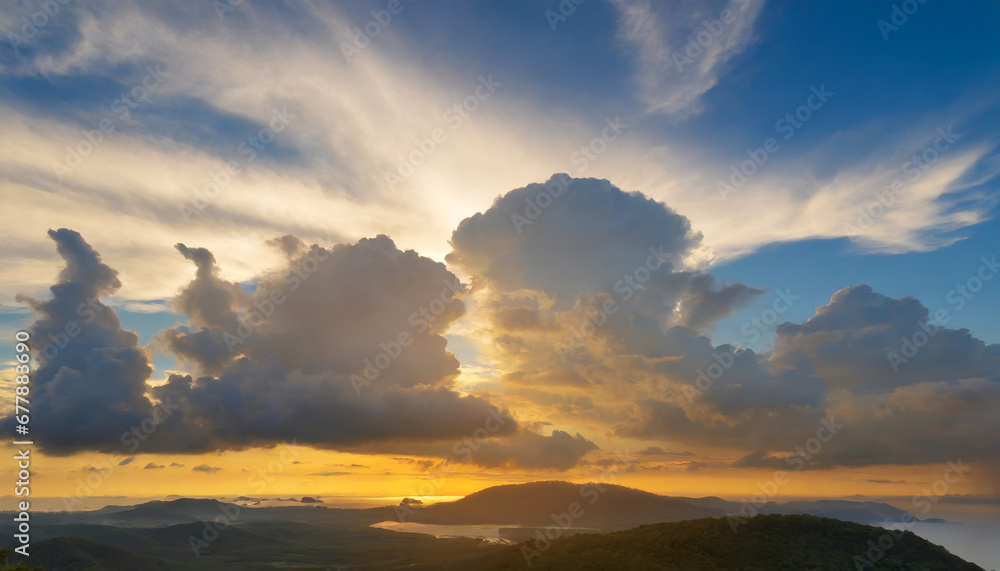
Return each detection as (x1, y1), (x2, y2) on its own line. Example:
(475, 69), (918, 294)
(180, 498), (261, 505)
(611, 0), (763, 117)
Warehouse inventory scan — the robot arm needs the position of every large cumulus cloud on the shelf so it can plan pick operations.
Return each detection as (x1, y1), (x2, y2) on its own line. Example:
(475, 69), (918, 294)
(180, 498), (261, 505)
(445, 175), (775, 433)
(6, 229), (596, 469)
(447, 174), (999, 471)
(625, 285), (1000, 468)
(5, 229), (161, 454)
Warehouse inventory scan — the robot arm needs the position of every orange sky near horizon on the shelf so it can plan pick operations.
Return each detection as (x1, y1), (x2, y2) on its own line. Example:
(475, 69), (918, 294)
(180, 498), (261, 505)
(2, 444), (988, 512)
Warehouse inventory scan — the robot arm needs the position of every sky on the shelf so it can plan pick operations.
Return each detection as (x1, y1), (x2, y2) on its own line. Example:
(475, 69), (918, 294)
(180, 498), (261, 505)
(0, 0), (998, 508)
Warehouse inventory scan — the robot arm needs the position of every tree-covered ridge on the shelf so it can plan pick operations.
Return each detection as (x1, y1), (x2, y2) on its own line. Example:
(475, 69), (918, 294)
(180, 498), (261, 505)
(479, 514), (985, 571)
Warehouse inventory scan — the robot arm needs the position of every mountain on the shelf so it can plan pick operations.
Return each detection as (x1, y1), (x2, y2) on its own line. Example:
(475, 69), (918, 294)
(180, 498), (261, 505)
(27, 537), (171, 570)
(15, 520), (499, 570)
(760, 499), (916, 525)
(472, 514), (986, 570)
(406, 480), (724, 529)
(406, 480), (920, 530)
(675, 496), (918, 526)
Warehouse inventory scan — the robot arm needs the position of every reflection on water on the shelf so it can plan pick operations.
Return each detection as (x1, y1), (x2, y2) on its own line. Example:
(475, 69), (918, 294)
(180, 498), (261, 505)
(884, 522), (1000, 571)
(372, 521), (517, 542)
(372, 521), (602, 543)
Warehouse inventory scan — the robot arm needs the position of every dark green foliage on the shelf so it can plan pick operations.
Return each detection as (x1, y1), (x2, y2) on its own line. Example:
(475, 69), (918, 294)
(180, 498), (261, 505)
(0, 548), (43, 570)
(475, 514), (985, 571)
(2, 512), (984, 570)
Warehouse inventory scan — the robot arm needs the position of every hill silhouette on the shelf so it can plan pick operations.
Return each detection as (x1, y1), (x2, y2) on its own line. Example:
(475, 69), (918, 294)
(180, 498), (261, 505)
(405, 480), (920, 529)
(5, 508), (984, 570)
(407, 480), (722, 529)
(27, 537), (170, 570)
(474, 514), (986, 570)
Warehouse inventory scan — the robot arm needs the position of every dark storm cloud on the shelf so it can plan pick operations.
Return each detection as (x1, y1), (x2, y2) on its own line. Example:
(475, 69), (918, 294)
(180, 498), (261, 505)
(372, 428), (600, 472)
(461, 430), (597, 471)
(8, 229), (595, 470)
(159, 243), (250, 373)
(3, 229), (161, 455)
(152, 370), (519, 449)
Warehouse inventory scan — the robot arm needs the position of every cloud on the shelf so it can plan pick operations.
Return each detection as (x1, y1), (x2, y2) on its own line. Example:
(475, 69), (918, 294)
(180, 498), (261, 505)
(144, 462), (165, 469)
(118, 457), (135, 466)
(446, 174), (766, 437)
(448, 174), (702, 302)
(152, 234), (523, 452)
(7, 229), (595, 470)
(0, 0), (579, 307)
(2, 229), (163, 455)
(459, 430), (599, 471)
(629, 284), (1000, 469)
(636, 446), (695, 457)
(772, 284), (1000, 392)
(6, 171), (997, 475)
(192, 464), (221, 474)
(448, 174), (999, 471)
(611, 0), (763, 117)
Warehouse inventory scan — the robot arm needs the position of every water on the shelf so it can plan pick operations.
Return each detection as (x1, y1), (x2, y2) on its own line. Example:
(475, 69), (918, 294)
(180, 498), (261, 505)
(371, 521), (516, 542)
(884, 522), (1000, 571)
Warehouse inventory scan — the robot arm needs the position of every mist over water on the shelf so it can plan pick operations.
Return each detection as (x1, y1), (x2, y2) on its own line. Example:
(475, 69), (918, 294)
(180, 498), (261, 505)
(892, 523), (1000, 571)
